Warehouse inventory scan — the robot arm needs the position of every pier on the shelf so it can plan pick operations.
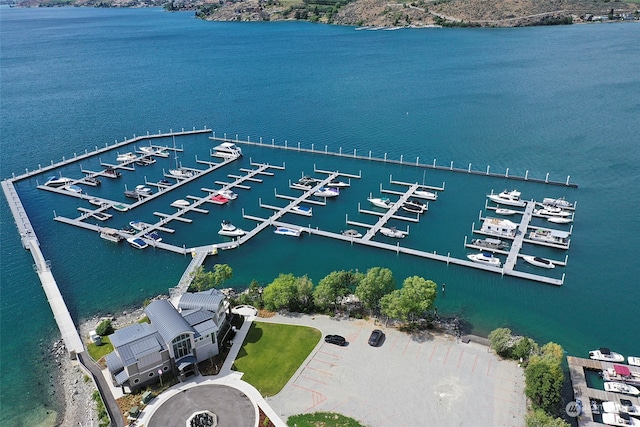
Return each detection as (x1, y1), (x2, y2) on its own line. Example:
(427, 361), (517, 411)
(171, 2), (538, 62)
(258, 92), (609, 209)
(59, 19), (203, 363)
(210, 134), (578, 188)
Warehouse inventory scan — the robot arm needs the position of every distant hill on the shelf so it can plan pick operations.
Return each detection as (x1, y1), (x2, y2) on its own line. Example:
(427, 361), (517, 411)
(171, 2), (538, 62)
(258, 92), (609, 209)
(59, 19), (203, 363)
(15, 0), (640, 27)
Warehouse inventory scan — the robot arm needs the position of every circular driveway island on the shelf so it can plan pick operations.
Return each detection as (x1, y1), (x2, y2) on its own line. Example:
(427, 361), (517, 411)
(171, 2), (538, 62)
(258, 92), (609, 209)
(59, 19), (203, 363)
(147, 384), (255, 427)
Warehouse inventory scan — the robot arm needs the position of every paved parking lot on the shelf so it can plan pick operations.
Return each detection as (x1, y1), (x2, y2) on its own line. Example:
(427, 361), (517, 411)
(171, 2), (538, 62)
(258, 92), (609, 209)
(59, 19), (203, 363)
(263, 314), (526, 427)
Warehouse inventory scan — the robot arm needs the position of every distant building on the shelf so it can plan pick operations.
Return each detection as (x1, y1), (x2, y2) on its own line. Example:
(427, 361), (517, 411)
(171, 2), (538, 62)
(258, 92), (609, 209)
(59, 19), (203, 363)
(105, 288), (231, 392)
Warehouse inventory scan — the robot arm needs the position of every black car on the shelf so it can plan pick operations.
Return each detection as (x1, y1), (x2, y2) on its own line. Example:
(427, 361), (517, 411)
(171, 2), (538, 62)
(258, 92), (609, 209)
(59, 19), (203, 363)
(368, 329), (384, 347)
(324, 334), (347, 346)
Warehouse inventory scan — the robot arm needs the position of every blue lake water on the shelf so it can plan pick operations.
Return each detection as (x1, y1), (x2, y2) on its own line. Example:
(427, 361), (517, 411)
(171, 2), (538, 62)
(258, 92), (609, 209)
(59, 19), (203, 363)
(1, 7), (639, 426)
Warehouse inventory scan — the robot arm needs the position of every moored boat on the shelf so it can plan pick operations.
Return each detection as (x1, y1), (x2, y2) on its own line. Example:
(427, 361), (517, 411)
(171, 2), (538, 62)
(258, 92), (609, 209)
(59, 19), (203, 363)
(603, 399), (640, 417)
(542, 197), (573, 209)
(103, 168), (121, 179)
(488, 189), (526, 207)
(168, 168), (195, 179)
(291, 206), (313, 216)
(127, 237), (148, 249)
(528, 229), (570, 247)
(413, 189), (437, 201)
(124, 190), (142, 199)
(82, 176), (101, 186)
(274, 226), (301, 237)
(135, 157), (156, 166)
(603, 366), (640, 386)
(368, 197), (394, 209)
(522, 255), (555, 269)
(467, 252), (502, 267)
(90, 211), (111, 221)
(45, 176), (73, 187)
(326, 180), (350, 188)
(604, 382), (640, 396)
(470, 238), (509, 250)
(547, 216), (573, 224)
(210, 194), (229, 204)
(129, 220), (153, 231)
(590, 348), (625, 363)
(341, 229), (363, 238)
(534, 208), (572, 217)
(116, 152), (137, 162)
(213, 189), (238, 200)
(135, 185), (153, 195)
(602, 412), (640, 427)
(495, 208), (518, 215)
(314, 187), (340, 198)
(379, 227), (406, 238)
(212, 142), (243, 157)
(218, 220), (246, 237)
(170, 199), (191, 208)
(111, 203), (129, 212)
(99, 227), (122, 243)
(64, 184), (83, 194)
(629, 357), (640, 367)
(402, 199), (427, 213)
(89, 198), (104, 206)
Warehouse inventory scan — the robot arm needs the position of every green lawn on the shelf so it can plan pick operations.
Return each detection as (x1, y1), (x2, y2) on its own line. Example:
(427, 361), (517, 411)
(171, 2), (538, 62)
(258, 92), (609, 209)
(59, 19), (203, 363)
(233, 321), (321, 396)
(287, 412), (368, 427)
(87, 336), (113, 361)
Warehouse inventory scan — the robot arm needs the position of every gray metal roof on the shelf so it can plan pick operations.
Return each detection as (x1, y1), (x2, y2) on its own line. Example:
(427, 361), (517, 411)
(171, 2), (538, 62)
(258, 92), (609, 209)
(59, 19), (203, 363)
(114, 369), (130, 386)
(145, 299), (194, 344)
(105, 351), (124, 373)
(178, 290), (225, 312)
(109, 322), (156, 348)
(181, 308), (215, 326)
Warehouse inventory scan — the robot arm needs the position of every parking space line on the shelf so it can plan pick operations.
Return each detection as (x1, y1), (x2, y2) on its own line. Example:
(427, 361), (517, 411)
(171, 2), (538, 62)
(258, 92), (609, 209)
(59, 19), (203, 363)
(304, 366), (333, 377)
(443, 345), (451, 365)
(471, 354), (478, 373)
(389, 334), (400, 352)
(318, 350), (343, 360)
(457, 349), (465, 368)
(292, 383), (327, 412)
(402, 337), (411, 355)
(299, 374), (328, 386)
(311, 358), (338, 367)
(486, 359), (492, 376)
(327, 395), (353, 412)
(416, 342), (423, 359)
(429, 341), (438, 362)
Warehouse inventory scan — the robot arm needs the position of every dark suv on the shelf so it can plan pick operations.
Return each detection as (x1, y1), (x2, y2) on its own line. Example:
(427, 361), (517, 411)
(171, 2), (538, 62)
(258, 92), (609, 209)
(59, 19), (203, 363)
(324, 334), (347, 346)
(368, 329), (384, 347)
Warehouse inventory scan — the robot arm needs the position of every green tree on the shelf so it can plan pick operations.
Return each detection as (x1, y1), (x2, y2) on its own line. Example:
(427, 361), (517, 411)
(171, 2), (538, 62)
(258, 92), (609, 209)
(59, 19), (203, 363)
(190, 264), (233, 292)
(525, 408), (570, 427)
(488, 327), (513, 358)
(540, 342), (564, 363)
(313, 270), (362, 311)
(355, 267), (395, 313)
(237, 280), (264, 308)
(95, 319), (113, 337)
(380, 289), (408, 321)
(525, 355), (564, 414)
(512, 337), (537, 361)
(263, 273), (298, 311)
(400, 276), (437, 321)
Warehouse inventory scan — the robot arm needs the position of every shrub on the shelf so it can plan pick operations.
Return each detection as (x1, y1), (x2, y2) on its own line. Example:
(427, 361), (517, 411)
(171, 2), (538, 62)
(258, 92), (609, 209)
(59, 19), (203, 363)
(95, 319), (113, 336)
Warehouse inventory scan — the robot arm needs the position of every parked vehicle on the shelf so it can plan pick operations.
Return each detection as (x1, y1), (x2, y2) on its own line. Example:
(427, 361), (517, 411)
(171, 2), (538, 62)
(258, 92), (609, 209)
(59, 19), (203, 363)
(324, 335), (347, 346)
(368, 329), (384, 347)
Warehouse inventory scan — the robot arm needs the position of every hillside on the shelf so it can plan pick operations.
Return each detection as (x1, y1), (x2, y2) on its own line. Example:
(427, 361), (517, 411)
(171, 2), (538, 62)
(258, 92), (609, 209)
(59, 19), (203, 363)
(13, 0), (640, 27)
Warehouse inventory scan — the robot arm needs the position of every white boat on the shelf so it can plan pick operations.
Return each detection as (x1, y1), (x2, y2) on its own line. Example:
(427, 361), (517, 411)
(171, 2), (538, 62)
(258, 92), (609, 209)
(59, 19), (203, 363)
(603, 366), (640, 386)
(291, 206), (313, 216)
(379, 227), (405, 238)
(45, 176), (73, 187)
(116, 152), (137, 162)
(89, 198), (104, 206)
(543, 197), (573, 209)
(603, 399), (640, 417)
(547, 216), (573, 224)
(274, 226), (301, 237)
(127, 237), (148, 249)
(213, 142), (243, 157)
(144, 231), (162, 242)
(135, 185), (153, 195)
(129, 220), (153, 231)
(488, 190), (526, 207)
(522, 255), (555, 269)
(590, 348), (625, 363)
(155, 149), (170, 158)
(528, 229), (570, 247)
(368, 197), (394, 209)
(534, 208), (572, 217)
(214, 189), (238, 200)
(602, 412), (640, 426)
(64, 184), (83, 194)
(481, 217), (518, 238)
(168, 168), (194, 179)
(170, 199), (191, 208)
(136, 157), (156, 166)
(326, 180), (350, 188)
(314, 187), (340, 198)
(342, 229), (362, 238)
(90, 211), (111, 221)
(605, 382), (640, 396)
(99, 228), (122, 243)
(467, 252), (502, 267)
(413, 189), (437, 201)
(470, 238), (509, 250)
(103, 168), (121, 179)
(218, 221), (246, 237)
(82, 176), (101, 186)
(111, 203), (129, 212)
(495, 208), (518, 215)
(291, 182), (313, 190)
(629, 357), (640, 367)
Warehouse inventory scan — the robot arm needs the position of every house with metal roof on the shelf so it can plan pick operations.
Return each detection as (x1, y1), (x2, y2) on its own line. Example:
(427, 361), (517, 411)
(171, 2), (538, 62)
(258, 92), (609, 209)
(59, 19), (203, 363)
(104, 289), (231, 391)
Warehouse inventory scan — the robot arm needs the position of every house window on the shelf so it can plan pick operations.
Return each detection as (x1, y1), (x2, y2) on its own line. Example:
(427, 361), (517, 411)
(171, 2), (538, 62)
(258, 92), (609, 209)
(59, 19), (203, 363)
(148, 372), (154, 377)
(172, 333), (193, 359)
(134, 379), (140, 384)
(163, 366), (169, 372)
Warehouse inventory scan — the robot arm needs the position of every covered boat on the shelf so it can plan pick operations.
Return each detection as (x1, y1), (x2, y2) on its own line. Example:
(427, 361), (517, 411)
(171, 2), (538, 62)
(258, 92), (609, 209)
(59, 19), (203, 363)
(274, 226), (301, 237)
(170, 199), (191, 208)
(210, 194), (229, 204)
(402, 199), (427, 213)
(213, 189), (238, 200)
(603, 366), (640, 386)
(470, 238), (509, 251)
(127, 237), (148, 249)
(291, 206), (313, 216)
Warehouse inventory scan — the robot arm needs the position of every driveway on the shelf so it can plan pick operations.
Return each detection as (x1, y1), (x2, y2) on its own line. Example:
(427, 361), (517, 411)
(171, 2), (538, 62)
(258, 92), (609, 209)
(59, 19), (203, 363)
(262, 314), (526, 427)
